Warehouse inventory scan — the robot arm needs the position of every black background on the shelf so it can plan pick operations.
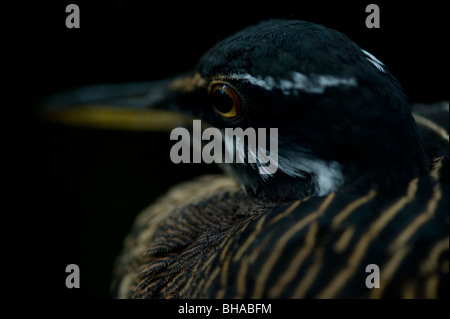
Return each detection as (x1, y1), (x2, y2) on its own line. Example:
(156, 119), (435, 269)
(28, 1), (447, 299)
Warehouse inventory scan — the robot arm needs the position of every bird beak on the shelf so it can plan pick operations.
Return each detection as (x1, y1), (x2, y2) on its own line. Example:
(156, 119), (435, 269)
(40, 75), (198, 132)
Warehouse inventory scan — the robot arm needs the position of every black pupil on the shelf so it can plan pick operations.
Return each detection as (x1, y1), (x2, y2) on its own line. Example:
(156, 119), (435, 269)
(212, 86), (234, 113)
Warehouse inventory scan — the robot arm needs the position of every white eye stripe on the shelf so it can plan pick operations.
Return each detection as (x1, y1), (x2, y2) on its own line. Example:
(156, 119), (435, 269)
(361, 49), (386, 73)
(229, 72), (357, 94)
(226, 49), (385, 92)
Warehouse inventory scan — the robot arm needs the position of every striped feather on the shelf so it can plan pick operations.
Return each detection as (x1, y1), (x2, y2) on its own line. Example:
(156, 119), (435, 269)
(113, 112), (449, 299)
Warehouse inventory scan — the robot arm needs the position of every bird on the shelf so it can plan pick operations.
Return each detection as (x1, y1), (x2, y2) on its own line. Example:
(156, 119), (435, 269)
(44, 19), (449, 298)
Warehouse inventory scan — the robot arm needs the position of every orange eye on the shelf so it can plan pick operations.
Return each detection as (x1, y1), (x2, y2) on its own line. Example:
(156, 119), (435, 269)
(208, 82), (241, 118)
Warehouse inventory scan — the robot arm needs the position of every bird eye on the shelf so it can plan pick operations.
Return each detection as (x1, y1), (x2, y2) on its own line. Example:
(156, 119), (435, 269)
(208, 82), (241, 118)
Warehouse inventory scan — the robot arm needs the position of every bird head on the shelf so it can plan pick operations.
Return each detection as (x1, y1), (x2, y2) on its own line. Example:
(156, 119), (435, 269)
(43, 19), (429, 200)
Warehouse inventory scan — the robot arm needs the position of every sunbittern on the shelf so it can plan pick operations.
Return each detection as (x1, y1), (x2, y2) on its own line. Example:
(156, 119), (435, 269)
(44, 20), (448, 298)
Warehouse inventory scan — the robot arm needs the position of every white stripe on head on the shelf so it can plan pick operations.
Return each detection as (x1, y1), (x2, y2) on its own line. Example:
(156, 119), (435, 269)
(230, 72), (357, 94)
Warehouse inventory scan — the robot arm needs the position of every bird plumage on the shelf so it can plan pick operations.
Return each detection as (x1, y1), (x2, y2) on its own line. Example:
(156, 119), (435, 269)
(43, 19), (448, 298)
(113, 153), (447, 298)
(165, 19), (429, 200)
